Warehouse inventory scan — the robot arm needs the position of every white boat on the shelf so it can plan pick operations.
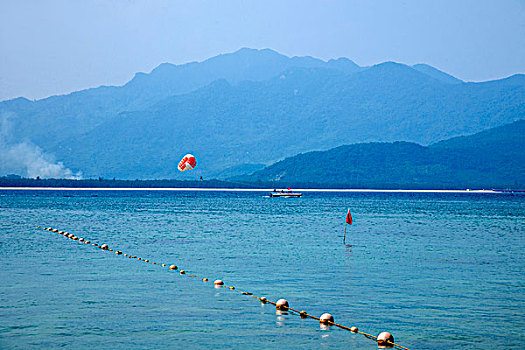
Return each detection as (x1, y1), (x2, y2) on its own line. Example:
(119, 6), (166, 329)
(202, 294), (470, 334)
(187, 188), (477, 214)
(269, 190), (302, 198)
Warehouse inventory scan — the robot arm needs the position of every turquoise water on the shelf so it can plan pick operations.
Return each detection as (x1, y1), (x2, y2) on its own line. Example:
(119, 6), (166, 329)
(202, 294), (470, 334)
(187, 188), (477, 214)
(0, 190), (523, 349)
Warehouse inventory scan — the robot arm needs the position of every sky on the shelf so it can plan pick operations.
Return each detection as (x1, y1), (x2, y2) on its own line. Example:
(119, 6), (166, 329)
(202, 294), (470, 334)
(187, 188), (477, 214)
(0, 0), (524, 101)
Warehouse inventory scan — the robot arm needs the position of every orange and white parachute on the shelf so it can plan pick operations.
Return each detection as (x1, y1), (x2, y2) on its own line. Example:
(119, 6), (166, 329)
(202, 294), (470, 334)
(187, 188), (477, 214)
(178, 154), (197, 172)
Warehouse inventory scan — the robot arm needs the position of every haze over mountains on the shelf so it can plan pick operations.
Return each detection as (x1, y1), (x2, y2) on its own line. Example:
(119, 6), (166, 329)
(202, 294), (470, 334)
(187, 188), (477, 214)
(0, 48), (523, 181)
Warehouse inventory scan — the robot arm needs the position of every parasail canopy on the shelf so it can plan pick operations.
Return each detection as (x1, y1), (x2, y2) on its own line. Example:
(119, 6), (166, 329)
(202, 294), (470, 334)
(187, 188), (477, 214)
(178, 154), (197, 172)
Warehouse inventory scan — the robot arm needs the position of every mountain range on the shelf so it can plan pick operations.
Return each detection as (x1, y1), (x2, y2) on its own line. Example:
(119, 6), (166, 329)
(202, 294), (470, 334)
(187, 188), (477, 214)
(0, 48), (523, 180)
(234, 120), (525, 189)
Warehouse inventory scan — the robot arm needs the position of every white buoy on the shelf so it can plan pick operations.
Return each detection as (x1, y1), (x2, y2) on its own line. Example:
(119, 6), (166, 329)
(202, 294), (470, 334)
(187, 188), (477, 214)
(276, 299), (289, 310)
(319, 313), (334, 324)
(377, 332), (394, 348)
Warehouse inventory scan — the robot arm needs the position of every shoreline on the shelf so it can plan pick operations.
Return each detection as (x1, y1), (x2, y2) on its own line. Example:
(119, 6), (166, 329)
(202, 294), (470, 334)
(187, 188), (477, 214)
(0, 187), (504, 193)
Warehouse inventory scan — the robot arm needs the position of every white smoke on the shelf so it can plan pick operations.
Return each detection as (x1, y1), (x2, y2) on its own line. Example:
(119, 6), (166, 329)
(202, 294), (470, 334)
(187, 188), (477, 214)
(0, 112), (82, 179)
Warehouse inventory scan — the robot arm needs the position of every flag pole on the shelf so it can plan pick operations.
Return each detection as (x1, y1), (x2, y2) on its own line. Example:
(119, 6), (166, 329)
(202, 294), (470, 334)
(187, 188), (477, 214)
(344, 209), (352, 243)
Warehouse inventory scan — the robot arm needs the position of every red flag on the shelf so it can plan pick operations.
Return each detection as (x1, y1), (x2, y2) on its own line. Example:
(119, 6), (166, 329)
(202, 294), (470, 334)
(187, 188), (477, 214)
(346, 209), (352, 225)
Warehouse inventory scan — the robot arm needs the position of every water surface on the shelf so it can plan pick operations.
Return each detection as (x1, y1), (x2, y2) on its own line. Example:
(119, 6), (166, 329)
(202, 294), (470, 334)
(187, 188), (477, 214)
(0, 190), (523, 349)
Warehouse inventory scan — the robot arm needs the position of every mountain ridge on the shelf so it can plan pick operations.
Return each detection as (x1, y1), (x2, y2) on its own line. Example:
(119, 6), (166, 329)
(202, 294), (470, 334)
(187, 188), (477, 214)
(49, 65), (523, 179)
(411, 63), (463, 84)
(235, 120), (525, 188)
(1, 48), (523, 179)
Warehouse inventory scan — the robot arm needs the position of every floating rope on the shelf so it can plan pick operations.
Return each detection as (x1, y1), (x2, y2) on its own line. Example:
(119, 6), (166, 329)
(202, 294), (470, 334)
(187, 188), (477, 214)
(38, 225), (410, 349)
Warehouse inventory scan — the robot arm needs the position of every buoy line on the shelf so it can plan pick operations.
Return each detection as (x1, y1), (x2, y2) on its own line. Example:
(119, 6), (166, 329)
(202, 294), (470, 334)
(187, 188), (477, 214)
(38, 225), (410, 350)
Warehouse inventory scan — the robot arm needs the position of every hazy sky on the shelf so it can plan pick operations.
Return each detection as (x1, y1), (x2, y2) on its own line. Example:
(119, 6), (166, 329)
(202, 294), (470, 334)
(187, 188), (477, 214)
(1, 0), (524, 101)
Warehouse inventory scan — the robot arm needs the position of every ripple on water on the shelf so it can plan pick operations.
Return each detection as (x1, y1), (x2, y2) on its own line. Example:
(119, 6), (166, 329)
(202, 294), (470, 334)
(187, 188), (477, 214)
(0, 190), (523, 349)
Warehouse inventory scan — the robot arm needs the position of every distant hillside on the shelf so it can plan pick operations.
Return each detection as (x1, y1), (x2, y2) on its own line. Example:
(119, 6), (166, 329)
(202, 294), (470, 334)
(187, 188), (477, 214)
(54, 64), (523, 179)
(1, 48), (523, 179)
(235, 120), (525, 189)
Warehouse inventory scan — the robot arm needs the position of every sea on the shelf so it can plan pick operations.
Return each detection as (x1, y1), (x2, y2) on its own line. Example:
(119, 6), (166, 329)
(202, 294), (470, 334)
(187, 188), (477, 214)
(0, 189), (523, 349)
